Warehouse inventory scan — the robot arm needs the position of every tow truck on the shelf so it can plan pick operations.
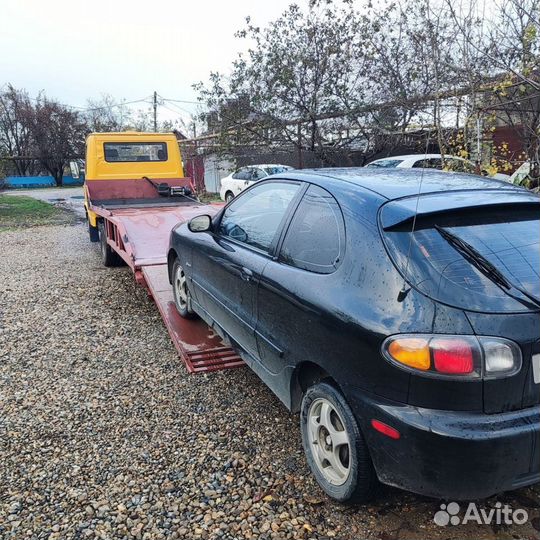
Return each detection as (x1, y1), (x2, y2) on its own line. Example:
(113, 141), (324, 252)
(82, 132), (244, 373)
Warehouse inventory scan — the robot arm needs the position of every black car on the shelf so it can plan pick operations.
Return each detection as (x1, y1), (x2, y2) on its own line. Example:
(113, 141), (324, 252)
(167, 168), (540, 502)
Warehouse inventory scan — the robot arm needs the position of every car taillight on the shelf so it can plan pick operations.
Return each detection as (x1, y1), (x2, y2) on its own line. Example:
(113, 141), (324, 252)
(479, 338), (522, 378)
(387, 338), (430, 371)
(431, 338), (474, 374)
(382, 335), (521, 380)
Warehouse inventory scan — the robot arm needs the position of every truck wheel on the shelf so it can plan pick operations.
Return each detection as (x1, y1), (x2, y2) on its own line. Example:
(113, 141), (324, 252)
(98, 221), (122, 267)
(87, 214), (100, 243)
(225, 191), (234, 203)
(300, 382), (377, 503)
(172, 259), (197, 319)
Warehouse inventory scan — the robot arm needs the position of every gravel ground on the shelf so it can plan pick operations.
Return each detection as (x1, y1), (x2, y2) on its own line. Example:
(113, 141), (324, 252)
(0, 223), (539, 540)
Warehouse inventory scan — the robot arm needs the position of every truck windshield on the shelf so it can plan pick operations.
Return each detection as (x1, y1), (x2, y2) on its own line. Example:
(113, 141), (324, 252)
(382, 208), (540, 312)
(104, 142), (168, 163)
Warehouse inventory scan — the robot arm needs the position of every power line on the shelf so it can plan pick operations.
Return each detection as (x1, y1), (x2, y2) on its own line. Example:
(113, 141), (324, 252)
(158, 96), (201, 105)
(84, 97), (153, 113)
(22, 94), (153, 112)
(159, 98), (193, 116)
(0, 85), (201, 115)
(161, 103), (190, 117)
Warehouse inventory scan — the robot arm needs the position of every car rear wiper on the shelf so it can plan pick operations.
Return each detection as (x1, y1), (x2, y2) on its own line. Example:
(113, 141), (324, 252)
(435, 225), (540, 310)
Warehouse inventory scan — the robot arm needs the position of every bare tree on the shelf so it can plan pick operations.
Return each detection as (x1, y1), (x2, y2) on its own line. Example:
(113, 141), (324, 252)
(85, 94), (133, 132)
(31, 97), (86, 186)
(0, 85), (36, 176)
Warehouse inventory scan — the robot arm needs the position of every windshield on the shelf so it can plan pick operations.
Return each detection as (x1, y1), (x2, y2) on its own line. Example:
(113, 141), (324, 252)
(382, 208), (540, 312)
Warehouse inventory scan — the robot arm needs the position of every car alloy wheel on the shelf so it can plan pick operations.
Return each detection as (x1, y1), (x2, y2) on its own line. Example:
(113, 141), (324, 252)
(174, 265), (189, 311)
(306, 397), (351, 485)
(172, 259), (197, 319)
(301, 382), (376, 502)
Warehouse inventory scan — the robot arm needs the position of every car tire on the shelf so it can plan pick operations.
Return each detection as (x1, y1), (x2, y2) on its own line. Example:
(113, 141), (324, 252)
(225, 191), (234, 203)
(300, 382), (377, 503)
(98, 220), (122, 267)
(172, 259), (197, 319)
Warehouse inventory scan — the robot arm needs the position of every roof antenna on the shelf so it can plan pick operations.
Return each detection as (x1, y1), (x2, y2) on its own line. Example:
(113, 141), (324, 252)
(397, 129), (432, 302)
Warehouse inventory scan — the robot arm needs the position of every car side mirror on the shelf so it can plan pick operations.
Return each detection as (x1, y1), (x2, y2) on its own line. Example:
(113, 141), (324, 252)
(188, 214), (212, 233)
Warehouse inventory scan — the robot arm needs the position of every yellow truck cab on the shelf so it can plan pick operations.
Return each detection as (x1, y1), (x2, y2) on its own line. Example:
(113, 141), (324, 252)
(84, 132), (185, 232)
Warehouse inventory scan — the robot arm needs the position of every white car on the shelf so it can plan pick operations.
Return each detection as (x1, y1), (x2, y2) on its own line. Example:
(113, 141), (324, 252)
(219, 164), (293, 202)
(366, 153), (509, 180)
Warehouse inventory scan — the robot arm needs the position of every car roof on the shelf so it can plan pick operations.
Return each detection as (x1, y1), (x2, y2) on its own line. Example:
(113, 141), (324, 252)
(277, 167), (526, 201)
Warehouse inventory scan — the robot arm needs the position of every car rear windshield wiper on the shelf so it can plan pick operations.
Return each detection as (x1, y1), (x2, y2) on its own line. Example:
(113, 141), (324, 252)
(435, 225), (540, 310)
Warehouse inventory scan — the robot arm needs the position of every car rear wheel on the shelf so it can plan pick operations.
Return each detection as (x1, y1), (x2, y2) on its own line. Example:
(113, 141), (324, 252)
(172, 259), (197, 319)
(225, 191), (234, 203)
(98, 221), (122, 267)
(300, 382), (376, 502)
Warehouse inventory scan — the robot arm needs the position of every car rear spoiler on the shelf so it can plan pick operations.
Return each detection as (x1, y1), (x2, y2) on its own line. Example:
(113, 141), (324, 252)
(380, 190), (540, 231)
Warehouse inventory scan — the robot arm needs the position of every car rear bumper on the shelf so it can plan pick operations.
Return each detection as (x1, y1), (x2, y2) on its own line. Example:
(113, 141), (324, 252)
(347, 389), (540, 500)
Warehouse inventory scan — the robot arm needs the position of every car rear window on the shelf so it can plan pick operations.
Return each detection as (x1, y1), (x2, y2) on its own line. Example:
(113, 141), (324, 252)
(382, 208), (540, 312)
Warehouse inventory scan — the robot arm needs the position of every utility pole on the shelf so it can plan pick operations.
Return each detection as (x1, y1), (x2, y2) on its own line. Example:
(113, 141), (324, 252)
(153, 91), (158, 132)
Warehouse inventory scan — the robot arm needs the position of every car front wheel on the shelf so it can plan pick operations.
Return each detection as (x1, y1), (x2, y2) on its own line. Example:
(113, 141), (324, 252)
(172, 259), (197, 319)
(225, 191), (234, 203)
(300, 382), (376, 502)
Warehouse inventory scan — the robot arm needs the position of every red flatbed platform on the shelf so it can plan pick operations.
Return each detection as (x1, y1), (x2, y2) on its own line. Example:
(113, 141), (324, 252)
(87, 178), (245, 374)
(141, 265), (244, 373)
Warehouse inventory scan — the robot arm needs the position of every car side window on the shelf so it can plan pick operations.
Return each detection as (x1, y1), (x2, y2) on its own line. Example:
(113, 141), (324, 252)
(279, 185), (345, 274)
(253, 168), (267, 180)
(367, 159), (402, 168)
(232, 168), (247, 180)
(218, 181), (300, 252)
(413, 158), (442, 169)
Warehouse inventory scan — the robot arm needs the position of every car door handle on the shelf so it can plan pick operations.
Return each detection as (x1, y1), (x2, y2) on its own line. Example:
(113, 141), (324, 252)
(240, 267), (253, 281)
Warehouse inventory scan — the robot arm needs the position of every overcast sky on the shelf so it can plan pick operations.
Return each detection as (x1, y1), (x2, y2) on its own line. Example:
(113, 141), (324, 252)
(1, 0), (296, 123)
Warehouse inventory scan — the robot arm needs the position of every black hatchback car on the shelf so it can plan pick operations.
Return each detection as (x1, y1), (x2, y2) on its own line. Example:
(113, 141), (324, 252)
(167, 168), (540, 502)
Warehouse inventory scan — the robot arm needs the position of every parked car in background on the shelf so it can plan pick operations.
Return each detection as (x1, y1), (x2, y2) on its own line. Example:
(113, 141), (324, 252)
(366, 153), (510, 180)
(219, 164), (293, 202)
(509, 161), (540, 191)
(168, 168), (540, 503)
